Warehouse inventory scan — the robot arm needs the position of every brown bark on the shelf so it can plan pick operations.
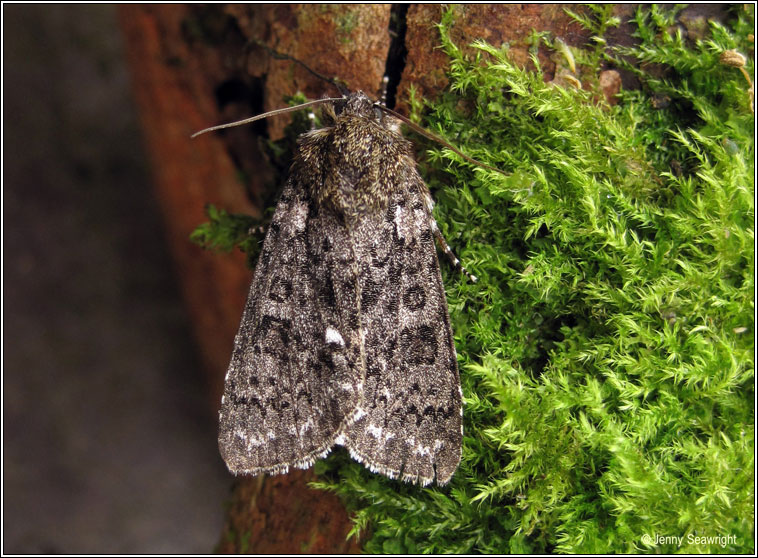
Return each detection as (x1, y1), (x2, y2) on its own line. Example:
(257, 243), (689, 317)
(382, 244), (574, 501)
(117, 3), (731, 553)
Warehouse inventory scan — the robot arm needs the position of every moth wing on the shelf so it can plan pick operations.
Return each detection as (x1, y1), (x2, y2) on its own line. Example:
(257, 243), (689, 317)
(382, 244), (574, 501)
(218, 179), (364, 475)
(341, 169), (463, 486)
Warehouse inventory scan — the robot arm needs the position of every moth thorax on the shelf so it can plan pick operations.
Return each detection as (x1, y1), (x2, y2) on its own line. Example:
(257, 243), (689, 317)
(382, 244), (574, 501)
(318, 164), (393, 223)
(314, 117), (406, 222)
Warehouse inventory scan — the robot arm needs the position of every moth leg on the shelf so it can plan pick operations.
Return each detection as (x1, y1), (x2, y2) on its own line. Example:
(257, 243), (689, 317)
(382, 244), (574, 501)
(420, 186), (477, 283)
(244, 223), (271, 264)
(431, 221), (477, 283)
(248, 224), (267, 236)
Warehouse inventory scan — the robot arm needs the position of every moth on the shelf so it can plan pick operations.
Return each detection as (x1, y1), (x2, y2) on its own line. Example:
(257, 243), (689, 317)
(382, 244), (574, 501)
(195, 87), (479, 486)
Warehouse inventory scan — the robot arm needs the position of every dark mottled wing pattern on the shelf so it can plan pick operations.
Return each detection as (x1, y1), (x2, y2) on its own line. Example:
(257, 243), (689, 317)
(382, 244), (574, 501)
(218, 173), (365, 475)
(338, 163), (462, 486)
(218, 91), (462, 485)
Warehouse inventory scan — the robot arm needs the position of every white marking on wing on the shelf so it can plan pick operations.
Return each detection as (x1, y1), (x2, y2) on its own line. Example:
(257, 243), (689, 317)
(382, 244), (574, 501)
(325, 326), (345, 347)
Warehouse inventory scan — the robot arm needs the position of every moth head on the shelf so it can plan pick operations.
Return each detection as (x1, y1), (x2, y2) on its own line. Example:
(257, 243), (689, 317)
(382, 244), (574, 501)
(340, 91), (376, 119)
(313, 91), (385, 128)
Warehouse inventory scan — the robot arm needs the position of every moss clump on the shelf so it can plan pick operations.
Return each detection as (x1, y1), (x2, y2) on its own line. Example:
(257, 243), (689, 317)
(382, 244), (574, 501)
(313, 4), (754, 554)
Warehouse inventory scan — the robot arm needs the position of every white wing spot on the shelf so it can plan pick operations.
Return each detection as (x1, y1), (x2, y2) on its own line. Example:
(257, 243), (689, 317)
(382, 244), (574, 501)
(238, 431), (264, 450)
(367, 424), (383, 438)
(325, 326), (345, 347)
(292, 201), (309, 231)
(366, 423), (395, 442)
(415, 444), (432, 458)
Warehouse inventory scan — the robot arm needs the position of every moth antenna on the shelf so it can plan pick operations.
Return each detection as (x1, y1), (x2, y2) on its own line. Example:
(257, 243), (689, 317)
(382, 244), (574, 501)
(251, 40), (349, 96)
(191, 97), (342, 138)
(375, 104), (505, 176)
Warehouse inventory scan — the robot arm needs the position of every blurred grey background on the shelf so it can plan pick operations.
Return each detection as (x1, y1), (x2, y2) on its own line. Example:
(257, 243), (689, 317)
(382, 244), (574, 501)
(3, 4), (229, 552)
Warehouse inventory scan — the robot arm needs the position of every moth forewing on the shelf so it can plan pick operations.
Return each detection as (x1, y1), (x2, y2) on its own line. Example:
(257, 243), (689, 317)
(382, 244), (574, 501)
(210, 91), (463, 485)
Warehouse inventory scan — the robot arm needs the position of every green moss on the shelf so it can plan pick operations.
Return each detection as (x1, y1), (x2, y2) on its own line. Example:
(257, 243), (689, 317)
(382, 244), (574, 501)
(190, 204), (262, 267)
(310, 5), (359, 45)
(314, 4), (754, 554)
(237, 530), (251, 554)
(335, 9), (359, 43)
